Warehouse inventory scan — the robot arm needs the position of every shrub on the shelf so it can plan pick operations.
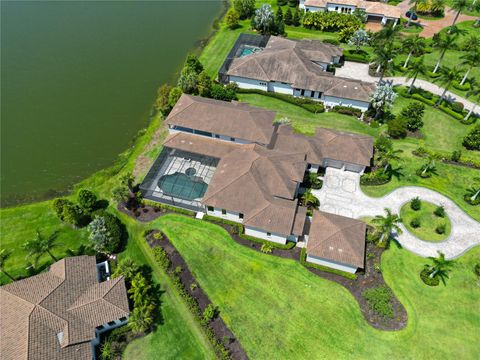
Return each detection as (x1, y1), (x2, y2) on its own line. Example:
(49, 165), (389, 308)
(435, 224), (446, 234)
(374, 135), (393, 153)
(451, 150), (461, 162)
(450, 101), (464, 113)
(399, 102), (425, 131)
(153, 84), (172, 114)
(410, 217), (421, 228)
(322, 38), (340, 45)
(474, 263), (480, 277)
(387, 117), (407, 138)
(88, 211), (122, 254)
(439, 104), (464, 120)
(152, 246), (171, 270)
(77, 189), (97, 213)
(420, 266), (440, 286)
(233, 0), (255, 19)
(330, 105), (362, 118)
(362, 286), (394, 318)
(434, 205), (445, 217)
(260, 243), (273, 254)
(52, 198), (83, 227)
(360, 169), (390, 185)
(463, 125), (480, 151)
(190, 282), (198, 291)
(302, 11), (362, 33)
(426, 71), (441, 78)
(452, 80), (470, 91)
(225, 7), (239, 29)
(343, 51), (370, 63)
(202, 304), (218, 323)
(411, 197), (422, 211)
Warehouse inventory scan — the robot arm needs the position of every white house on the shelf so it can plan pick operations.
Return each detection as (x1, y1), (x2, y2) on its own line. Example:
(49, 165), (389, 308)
(299, 0), (401, 25)
(224, 36), (375, 112)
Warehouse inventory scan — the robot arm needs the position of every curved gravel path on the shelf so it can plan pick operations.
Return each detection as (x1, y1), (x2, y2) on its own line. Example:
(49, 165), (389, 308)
(312, 168), (480, 259)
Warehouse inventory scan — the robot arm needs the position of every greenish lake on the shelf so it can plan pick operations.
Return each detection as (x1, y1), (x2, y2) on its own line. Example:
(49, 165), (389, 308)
(1, 0), (223, 206)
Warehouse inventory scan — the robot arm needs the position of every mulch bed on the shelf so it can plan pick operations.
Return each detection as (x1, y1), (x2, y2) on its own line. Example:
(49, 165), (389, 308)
(122, 204), (407, 331)
(145, 230), (248, 360)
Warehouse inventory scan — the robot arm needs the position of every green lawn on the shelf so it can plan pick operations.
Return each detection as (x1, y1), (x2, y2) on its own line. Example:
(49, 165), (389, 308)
(400, 201), (452, 242)
(153, 214), (480, 360)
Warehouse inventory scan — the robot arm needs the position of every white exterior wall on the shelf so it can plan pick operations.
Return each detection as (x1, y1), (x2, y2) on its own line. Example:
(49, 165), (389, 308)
(326, 3), (356, 13)
(244, 226), (288, 244)
(306, 254), (358, 274)
(269, 82), (294, 95)
(168, 126), (253, 145)
(230, 76), (267, 91)
(308, 164), (321, 173)
(322, 95), (370, 111)
(206, 207), (244, 223)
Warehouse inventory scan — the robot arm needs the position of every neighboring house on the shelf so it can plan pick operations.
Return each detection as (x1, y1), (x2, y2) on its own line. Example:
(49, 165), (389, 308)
(299, 0), (401, 25)
(0, 256), (130, 360)
(141, 94), (371, 269)
(306, 210), (366, 273)
(220, 35), (375, 111)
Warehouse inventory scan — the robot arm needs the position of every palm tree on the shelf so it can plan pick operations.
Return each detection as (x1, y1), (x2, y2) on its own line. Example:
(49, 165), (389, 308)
(434, 66), (462, 105)
(374, 23), (401, 46)
(407, 0), (427, 26)
(465, 186), (480, 202)
(450, 0), (470, 28)
(418, 156), (438, 177)
(461, 35), (480, 52)
(406, 56), (428, 94)
(301, 189), (320, 209)
(432, 34), (457, 73)
(371, 44), (397, 82)
(425, 252), (455, 285)
(22, 230), (61, 267)
(459, 50), (480, 85)
(377, 148), (403, 171)
(402, 35), (426, 68)
(464, 78), (479, 120)
(430, 0), (446, 15)
(0, 249), (15, 281)
(371, 208), (403, 245)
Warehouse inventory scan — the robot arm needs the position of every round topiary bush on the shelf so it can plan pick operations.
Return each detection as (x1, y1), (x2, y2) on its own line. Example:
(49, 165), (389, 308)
(435, 224), (446, 234)
(410, 218), (421, 228)
(420, 267), (440, 286)
(411, 197), (422, 211)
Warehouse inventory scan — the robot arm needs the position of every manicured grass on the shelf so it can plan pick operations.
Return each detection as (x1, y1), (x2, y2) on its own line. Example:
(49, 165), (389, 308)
(154, 214), (480, 360)
(400, 201), (452, 242)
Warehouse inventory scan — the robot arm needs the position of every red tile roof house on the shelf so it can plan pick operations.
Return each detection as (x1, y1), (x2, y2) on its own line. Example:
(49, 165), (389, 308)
(0, 256), (129, 360)
(140, 94), (373, 273)
(220, 35), (376, 112)
(300, 0), (401, 26)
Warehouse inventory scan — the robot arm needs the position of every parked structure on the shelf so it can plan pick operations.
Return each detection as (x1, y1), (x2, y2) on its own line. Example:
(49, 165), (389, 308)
(0, 256), (129, 360)
(299, 0), (401, 25)
(219, 35), (375, 111)
(141, 95), (372, 272)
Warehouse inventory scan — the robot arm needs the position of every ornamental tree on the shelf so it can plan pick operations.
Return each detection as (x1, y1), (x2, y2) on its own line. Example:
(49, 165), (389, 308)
(233, 0), (255, 19)
(348, 29), (369, 52)
(369, 84), (397, 119)
(252, 4), (276, 35)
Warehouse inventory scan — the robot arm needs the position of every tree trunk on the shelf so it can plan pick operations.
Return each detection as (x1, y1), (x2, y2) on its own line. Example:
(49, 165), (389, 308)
(384, 163), (390, 172)
(376, 64), (382, 73)
(404, 52), (412, 68)
(409, 75), (418, 94)
(378, 71), (384, 83)
(451, 11), (461, 28)
(436, 88), (448, 105)
(47, 250), (57, 262)
(429, 269), (438, 278)
(433, 51), (445, 73)
(472, 189), (480, 201)
(464, 104), (477, 120)
(460, 67), (471, 85)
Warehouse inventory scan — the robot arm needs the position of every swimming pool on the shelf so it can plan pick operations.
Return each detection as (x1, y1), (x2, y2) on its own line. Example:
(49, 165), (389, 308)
(239, 46), (262, 57)
(158, 170), (208, 201)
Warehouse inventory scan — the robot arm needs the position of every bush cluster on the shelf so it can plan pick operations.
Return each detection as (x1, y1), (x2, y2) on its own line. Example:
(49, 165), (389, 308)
(435, 224), (446, 234)
(434, 206), (445, 217)
(410, 218), (421, 228)
(360, 169), (391, 186)
(343, 49), (369, 63)
(303, 11), (362, 42)
(420, 266), (440, 286)
(411, 197), (422, 211)
(142, 199), (196, 216)
(413, 146), (480, 169)
(398, 102), (425, 131)
(387, 117), (407, 138)
(362, 286), (394, 318)
(330, 105), (362, 118)
(463, 125), (480, 151)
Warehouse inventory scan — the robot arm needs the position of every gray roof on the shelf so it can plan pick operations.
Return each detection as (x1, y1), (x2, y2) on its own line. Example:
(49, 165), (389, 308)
(227, 36), (375, 102)
(0, 256), (129, 360)
(166, 94), (276, 145)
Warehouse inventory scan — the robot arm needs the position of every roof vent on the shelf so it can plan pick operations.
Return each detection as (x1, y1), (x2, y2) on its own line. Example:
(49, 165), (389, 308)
(338, 249), (343, 253)
(343, 85), (347, 88)
(329, 246), (334, 250)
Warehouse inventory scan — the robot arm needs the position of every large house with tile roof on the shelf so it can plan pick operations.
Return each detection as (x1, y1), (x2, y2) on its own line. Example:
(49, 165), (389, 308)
(141, 94), (372, 273)
(220, 35), (376, 112)
(0, 256), (129, 360)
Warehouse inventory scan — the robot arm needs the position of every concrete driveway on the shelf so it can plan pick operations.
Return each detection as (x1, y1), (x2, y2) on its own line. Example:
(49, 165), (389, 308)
(312, 167), (480, 259)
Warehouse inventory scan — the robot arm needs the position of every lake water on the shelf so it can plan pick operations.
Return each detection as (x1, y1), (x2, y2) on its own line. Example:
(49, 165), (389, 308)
(1, 0), (223, 206)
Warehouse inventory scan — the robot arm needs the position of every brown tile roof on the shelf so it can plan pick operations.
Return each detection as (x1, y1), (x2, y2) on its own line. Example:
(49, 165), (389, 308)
(272, 125), (373, 167)
(203, 144), (306, 235)
(292, 206), (308, 236)
(304, 0), (402, 18)
(307, 211), (366, 268)
(0, 256), (129, 360)
(166, 94), (276, 144)
(226, 36), (375, 102)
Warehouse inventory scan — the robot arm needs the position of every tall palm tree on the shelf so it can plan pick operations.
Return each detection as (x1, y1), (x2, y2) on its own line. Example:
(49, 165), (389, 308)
(406, 56), (428, 93)
(377, 148), (403, 171)
(22, 230), (61, 267)
(459, 50), (480, 85)
(434, 66), (462, 105)
(0, 249), (15, 281)
(426, 252), (455, 285)
(461, 34), (480, 52)
(372, 44), (397, 82)
(402, 35), (426, 68)
(374, 23), (401, 46)
(432, 34), (457, 73)
(418, 156), (438, 177)
(465, 186), (480, 202)
(371, 208), (403, 245)
(464, 78), (479, 120)
(450, 0), (470, 28)
(407, 0), (427, 26)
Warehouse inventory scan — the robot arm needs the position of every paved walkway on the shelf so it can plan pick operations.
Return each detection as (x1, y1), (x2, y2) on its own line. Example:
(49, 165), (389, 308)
(336, 61), (478, 113)
(397, 0), (476, 38)
(312, 167), (480, 259)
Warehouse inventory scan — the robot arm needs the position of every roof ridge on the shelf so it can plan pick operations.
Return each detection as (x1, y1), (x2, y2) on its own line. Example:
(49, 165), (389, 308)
(308, 216), (363, 252)
(67, 276), (123, 311)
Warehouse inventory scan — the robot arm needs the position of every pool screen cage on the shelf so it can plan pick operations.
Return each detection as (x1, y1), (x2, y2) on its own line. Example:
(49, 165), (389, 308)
(218, 33), (270, 84)
(140, 148), (218, 212)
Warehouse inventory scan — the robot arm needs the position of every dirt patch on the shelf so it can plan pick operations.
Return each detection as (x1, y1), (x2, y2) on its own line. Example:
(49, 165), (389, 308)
(132, 126), (167, 179)
(146, 231), (248, 360)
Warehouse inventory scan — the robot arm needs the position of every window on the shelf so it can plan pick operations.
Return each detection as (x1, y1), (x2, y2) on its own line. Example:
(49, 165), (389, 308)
(119, 317), (127, 322)
(108, 321), (116, 326)
(222, 209), (227, 215)
(230, 137), (235, 142)
(215, 134), (220, 138)
(267, 232), (271, 237)
(97, 325), (105, 330)
(301, 89), (305, 96)
(310, 91), (315, 98)
(335, 6), (338, 10)
(207, 206), (214, 212)
(239, 213), (244, 219)
(317, 92), (322, 99)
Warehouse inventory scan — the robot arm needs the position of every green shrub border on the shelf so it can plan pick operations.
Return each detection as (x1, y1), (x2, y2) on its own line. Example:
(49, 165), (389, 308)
(413, 147), (480, 169)
(299, 248), (358, 280)
(237, 88), (325, 113)
(142, 199), (196, 216)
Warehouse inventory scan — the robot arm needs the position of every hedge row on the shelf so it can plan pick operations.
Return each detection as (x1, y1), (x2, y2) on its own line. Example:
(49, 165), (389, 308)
(152, 245), (231, 359)
(237, 88), (325, 113)
(203, 215), (297, 250)
(142, 199), (196, 216)
(413, 147), (480, 169)
(343, 50), (369, 64)
(360, 170), (391, 186)
(299, 248), (358, 280)
(330, 105), (362, 118)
